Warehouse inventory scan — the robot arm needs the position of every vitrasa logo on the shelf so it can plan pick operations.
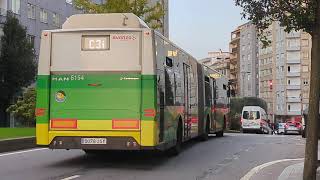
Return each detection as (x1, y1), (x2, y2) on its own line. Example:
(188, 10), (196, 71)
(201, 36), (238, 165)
(112, 34), (136, 41)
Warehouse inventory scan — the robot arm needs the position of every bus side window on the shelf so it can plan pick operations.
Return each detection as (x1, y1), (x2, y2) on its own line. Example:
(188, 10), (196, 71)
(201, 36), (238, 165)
(204, 76), (211, 106)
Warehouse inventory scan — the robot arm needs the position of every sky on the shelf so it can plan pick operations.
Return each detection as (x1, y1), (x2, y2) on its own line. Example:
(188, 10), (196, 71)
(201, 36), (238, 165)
(169, 0), (247, 60)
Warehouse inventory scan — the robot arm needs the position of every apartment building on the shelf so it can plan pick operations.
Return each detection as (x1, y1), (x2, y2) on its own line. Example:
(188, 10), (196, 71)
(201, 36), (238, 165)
(0, 0), (81, 57)
(229, 27), (241, 96)
(259, 22), (311, 122)
(239, 22), (259, 97)
(199, 51), (231, 78)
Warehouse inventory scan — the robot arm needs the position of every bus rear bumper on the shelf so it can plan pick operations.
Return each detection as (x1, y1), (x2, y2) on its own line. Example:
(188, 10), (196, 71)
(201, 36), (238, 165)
(49, 136), (141, 150)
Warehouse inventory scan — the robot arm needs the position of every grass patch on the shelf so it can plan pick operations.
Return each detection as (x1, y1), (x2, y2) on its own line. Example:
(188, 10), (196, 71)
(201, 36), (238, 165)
(0, 128), (35, 140)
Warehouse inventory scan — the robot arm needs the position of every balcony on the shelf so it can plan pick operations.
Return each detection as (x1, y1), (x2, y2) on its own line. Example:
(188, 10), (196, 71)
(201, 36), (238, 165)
(287, 32), (301, 38)
(287, 85), (301, 90)
(287, 46), (301, 51)
(287, 72), (301, 77)
(287, 110), (301, 115)
(287, 97), (301, 103)
(287, 59), (301, 64)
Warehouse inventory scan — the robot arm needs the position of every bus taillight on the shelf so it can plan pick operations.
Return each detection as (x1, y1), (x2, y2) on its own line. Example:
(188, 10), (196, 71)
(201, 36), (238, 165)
(51, 119), (78, 129)
(144, 109), (156, 117)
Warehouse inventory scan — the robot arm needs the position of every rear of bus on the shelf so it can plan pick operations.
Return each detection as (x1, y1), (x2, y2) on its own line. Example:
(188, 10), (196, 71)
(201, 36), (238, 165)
(241, 106), (263, 133)
(36, 14), (158, 151)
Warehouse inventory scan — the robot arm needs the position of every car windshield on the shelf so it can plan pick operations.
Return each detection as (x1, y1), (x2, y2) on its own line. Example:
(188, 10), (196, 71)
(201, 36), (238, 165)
(243, 111), (260, 120)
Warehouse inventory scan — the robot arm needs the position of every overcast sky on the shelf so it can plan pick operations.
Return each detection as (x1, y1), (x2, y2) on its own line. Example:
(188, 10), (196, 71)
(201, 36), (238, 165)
(169, 0), (247, 59)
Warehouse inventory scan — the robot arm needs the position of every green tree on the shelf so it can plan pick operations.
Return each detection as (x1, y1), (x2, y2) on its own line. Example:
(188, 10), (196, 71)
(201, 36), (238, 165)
(74, 0), (165, 29)
(6, 88), (36, 127)
(235, 0), (320, 179)
(0, 12), (36, 127)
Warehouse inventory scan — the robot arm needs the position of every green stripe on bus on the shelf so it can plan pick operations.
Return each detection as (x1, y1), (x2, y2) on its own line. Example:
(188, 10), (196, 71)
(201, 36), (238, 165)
(38, 74), (157, 121)
(36, 75), (50, 124)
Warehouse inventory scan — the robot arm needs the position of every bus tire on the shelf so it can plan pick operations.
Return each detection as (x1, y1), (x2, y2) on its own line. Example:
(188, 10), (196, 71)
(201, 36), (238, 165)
(199, 117), (210, 141)
(216, 130), (224, 137)
(167, 120), (183, 156)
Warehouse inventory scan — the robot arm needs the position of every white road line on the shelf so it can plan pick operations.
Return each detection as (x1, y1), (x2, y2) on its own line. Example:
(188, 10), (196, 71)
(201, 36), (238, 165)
(0, 148), (47, 157)
(61, 175), (81, 180)
(240, 158), (304, 180)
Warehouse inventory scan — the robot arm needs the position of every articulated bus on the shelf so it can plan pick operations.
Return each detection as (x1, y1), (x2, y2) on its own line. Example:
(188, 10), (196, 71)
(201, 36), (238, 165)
(36, 13), (230, 154)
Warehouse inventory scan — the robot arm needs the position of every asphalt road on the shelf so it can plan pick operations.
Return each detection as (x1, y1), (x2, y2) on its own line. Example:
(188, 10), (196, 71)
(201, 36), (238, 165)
(0, 133), (305, 180)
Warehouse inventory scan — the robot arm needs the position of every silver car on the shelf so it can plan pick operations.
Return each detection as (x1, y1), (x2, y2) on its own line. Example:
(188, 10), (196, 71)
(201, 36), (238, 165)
(284, 122), (302, 135)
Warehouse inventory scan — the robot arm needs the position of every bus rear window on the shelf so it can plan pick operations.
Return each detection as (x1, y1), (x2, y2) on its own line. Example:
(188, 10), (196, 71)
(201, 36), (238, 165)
(243, 111), (260, 120)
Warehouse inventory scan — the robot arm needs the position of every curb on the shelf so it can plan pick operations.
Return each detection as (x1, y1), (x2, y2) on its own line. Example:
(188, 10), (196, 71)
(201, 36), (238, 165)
(0, 137), (36, 153)
(226, 130), (241, 133)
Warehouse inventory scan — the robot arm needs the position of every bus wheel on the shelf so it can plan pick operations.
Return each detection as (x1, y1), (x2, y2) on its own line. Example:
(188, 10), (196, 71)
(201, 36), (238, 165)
(167, 121), (182, 156)
(216, 130), (224, 137)
(199, 118), (210, 141)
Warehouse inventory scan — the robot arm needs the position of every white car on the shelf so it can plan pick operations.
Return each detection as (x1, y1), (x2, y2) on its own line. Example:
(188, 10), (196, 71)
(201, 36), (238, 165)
(277, 123), (286, 134)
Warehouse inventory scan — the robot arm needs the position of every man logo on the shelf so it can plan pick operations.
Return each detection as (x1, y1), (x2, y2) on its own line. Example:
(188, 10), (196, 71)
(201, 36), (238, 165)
(55, 91), (66, 103)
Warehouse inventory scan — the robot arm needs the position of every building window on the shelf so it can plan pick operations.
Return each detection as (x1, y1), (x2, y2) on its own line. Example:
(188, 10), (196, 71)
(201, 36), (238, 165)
(40, 9), (48, 23)
(288, 105), (291, 111)
(52, 13), (60, 27)
(11, 0), (20, 14)
(288, 66), (291, 72)
(288, 80), (291, 85)
(302, 65), (309, 72)
(302, 52), (309, 59)
(302, 39), (309, 47)
(27, 3), (36, 19)
(27, 35), (35, 48)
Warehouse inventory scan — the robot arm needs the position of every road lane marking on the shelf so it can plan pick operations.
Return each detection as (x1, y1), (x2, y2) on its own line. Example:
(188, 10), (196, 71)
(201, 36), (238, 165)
(240, 158), (304, 180)
(0, 148), (47, 157)
(61, 175), (81, 180)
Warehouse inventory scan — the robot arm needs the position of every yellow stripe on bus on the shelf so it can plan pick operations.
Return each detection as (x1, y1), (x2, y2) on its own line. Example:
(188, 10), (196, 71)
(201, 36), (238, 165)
(36, 124), (49, 145)
(140, 120), (158, 146)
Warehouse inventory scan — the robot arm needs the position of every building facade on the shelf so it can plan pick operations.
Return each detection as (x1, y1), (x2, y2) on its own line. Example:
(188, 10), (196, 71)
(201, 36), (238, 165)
(259, 22), (311, 122)
(239, 22), (259, 97)
(150, 0), (169, 38)
(229, 27), (241, 96)
(0, 0), (81, 57)
(199, 51), (231, 78)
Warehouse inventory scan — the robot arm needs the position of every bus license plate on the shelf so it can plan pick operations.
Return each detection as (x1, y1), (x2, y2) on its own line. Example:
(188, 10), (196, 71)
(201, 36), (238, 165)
(81, 138), (107, 145)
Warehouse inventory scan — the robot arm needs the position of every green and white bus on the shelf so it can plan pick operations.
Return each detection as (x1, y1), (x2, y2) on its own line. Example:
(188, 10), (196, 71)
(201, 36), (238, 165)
(36, 13), (230, 154)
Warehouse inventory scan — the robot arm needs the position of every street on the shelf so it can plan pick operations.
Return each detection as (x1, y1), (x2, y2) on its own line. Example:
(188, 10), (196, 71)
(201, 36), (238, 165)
(0, 133), (305, 180)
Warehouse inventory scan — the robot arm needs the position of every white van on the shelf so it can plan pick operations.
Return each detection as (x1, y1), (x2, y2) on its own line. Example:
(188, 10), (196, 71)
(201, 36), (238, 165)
(241, 106), (268, 133)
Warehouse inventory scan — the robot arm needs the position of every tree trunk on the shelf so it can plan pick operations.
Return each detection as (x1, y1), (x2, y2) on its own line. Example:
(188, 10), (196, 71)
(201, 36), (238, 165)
(303, 2), (320, 179)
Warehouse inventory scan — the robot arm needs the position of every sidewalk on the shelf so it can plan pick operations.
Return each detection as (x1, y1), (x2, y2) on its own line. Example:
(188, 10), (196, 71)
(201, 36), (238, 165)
(277, 162), (320, 180)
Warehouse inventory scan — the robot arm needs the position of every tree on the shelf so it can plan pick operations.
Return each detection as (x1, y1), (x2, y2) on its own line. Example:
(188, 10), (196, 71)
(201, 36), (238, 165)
(0, 12), (36, 127)
(235, 1), (320, 179)
(6, 88), (36, 127)
(74, 0), (165, 29)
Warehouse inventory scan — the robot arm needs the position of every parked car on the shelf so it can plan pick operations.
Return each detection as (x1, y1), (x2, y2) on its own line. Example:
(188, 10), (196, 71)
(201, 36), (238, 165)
(277, 123), (286, 134)
(284, 121), (302, 135)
